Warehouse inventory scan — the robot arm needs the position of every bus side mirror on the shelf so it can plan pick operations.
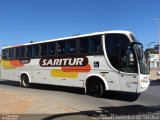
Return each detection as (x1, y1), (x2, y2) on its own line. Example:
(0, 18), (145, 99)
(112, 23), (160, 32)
(127, 46), (134, 63)
(129, 53), (134, 62)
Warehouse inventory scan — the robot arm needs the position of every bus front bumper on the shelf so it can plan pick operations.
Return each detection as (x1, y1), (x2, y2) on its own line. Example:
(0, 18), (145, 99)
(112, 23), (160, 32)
(137, 75), (150, 93)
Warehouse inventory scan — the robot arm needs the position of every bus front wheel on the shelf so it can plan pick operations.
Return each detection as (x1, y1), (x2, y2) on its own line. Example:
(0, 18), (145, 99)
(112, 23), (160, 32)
(86, 79), (104, 97)
(21, 74), (30, 88)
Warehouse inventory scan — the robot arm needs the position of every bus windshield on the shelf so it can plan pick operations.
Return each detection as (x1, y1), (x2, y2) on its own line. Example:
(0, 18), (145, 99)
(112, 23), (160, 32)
(133, 43), (149, 74)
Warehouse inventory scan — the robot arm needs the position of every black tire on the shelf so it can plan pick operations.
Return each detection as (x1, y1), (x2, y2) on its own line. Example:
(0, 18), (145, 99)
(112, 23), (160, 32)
(129, 93), (140, 102)
(87, 80), (104, 97)
(21, 75), (30, 88)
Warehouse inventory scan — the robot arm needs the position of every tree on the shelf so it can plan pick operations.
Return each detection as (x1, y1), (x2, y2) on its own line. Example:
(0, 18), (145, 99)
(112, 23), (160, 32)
(145, 48), (155, 54)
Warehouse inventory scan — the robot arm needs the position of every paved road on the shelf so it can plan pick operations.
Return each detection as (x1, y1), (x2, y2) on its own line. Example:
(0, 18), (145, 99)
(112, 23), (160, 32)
(0, 79), (160, 120)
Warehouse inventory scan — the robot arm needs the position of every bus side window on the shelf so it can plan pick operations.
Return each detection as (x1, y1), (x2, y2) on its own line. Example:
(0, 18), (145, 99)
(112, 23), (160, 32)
(89, 36), (102, 54)
(12, 48), (15, 59)
(48, 42), (56, 56)
(26, 45), (32, 58)
(8, 49), (11, 59)
(78, 37), (89, 54)
(57, 41), (66, 55)
(20, 47), (25, 58)
(105, 34), (121, 70)
(15, 47), (20, 59)
(2, 49), (9, 59)
(8, 48), (15, 59)
(67, 39), (76, 54)
(33, 44), (40, 57)
(120, 46), (137, 73)
(41, 43), (48, 57)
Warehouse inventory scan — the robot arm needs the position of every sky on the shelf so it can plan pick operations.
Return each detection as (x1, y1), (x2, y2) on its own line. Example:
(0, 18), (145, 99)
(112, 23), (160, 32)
(0, 0), (160, 51)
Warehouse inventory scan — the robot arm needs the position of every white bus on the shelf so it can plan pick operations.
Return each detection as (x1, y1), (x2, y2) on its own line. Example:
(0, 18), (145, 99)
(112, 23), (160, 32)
(1, 30), (150, 97)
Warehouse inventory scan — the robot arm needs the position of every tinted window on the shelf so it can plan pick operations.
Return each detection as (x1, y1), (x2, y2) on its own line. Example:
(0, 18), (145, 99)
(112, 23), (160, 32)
(48, 42), (56, 56)
(105, 34), (130, 70)
(26, 46), (32, 58)
(78, 37), (89, 54)
(89, 36), (102, 54)
(120, 45), (137, 73)
(41, 43), (48, 56)
(2, 49), (8, 59)
(57, 41), (66, 55)
(12, 48), (15, 59)
(8, 48), (15, 59)
(67, 39), (76, 54)
(20, 47), (25, 58)
(33, 44), (39, 57)
(15, 47), (20, 58)
(8, 49), (12, 59)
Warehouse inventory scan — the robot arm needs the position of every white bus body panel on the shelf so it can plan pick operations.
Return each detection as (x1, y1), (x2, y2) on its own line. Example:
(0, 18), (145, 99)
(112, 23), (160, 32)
(1, 55), (121, 92)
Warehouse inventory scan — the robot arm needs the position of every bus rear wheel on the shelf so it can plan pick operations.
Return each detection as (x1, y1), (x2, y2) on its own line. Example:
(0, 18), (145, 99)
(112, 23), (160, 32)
(87, 80), (104, 97)
(21, 74), (30, 88)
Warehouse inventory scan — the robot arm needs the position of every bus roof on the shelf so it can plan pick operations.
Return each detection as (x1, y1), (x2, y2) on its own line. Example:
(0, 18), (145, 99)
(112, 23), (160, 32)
(2, 30), (132, 49)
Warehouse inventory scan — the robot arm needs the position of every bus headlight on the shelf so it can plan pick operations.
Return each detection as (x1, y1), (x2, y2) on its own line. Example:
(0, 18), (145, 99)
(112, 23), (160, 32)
(141, 79), (149, 83)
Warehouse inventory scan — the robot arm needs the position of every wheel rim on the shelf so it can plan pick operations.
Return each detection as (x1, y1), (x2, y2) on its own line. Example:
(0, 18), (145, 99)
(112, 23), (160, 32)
(88, 82), (103, 97)
(22, 76), (29, 87)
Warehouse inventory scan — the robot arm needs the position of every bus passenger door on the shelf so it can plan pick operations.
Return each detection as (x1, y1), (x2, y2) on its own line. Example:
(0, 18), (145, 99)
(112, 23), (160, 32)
(119, 72), (138, 92)
(119, 46), (138, 92)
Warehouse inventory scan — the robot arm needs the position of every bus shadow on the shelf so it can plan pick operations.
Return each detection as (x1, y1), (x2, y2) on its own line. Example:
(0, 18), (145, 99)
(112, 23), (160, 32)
(103, 91), (140, 102)
(149, 80), (160, 86)
(0, 80), (140, 102)
(30, 83), (85, 95)
(0, 80), (20, 87)
(0, 80), (84, 95)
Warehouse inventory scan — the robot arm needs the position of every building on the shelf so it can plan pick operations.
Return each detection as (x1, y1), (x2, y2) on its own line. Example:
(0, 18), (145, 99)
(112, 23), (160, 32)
(154, 44), (159, 53)
(149, 54), (159, 68)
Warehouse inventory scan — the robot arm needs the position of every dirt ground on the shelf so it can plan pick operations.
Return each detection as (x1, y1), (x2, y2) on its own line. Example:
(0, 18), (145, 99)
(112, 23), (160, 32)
(149, 67), (160, 80)
(0, 86), (78, 114)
